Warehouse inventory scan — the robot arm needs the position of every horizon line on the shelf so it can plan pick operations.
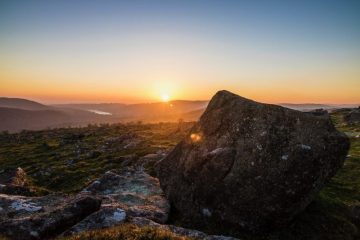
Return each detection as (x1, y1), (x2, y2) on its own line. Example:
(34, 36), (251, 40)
(1, 96), (359, 107)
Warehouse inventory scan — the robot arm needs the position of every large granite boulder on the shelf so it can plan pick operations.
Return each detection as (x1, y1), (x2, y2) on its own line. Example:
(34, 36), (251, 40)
(157, 90), (349, 231)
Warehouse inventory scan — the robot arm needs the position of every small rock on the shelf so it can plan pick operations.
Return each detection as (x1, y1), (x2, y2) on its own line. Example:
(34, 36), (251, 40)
(0, 194), (101, 240)
(0, 167), (27, 187)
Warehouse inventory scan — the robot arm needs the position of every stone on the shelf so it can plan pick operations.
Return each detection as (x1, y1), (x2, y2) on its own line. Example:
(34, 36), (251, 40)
(0, 167), (34, 196)
(157, 90), (349, 231)
(63, 205), (127, 235)
(345, 108), (360, 124)
(64, 167), (170, 236)
(0, 194), (101, 239)
(350, 204), (360, 225)
(0, 167), (27, 186)
(82, 167), (169, 223)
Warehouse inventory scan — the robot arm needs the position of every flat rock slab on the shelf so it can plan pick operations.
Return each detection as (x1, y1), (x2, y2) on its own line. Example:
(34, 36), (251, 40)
(0, 194), (101, 239)
(0, 193), (67, 221)
(63, 205), (127, 236)
(157, 90), (349, 231)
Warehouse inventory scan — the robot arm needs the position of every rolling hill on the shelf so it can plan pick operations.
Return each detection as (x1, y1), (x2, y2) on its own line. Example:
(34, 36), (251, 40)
(0, 98), (208, 132)
(0, 107), (70, 132)
(0, 97), (51, 111)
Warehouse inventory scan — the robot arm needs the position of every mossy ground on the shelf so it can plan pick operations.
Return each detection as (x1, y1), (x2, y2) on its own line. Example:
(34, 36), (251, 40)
(0, 122), (192, 193)
(0, 111), (359, 239)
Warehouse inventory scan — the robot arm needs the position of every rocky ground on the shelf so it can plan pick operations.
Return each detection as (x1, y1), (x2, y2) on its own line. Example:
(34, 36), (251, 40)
(0, 165), (236, 239)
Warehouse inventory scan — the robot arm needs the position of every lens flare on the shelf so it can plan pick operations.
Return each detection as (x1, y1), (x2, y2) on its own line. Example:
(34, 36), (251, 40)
(190, 133), (202, 142)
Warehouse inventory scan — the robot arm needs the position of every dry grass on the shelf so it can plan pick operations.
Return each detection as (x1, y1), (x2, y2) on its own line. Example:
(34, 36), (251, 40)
(59, 224), (193, 240)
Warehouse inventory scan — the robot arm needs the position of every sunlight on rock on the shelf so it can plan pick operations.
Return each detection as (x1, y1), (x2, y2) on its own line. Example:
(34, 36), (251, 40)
(190, 133), (201, 143)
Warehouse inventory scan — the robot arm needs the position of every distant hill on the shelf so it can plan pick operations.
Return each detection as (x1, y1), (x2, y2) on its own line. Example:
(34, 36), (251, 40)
(0, 97), (51, 111)
(0, 107), (70, 132)
(53, 100), (208, 118)
(1, 97), (358, 132)
(279, 103), (360, 112)
(0, 98), (208, 132)
(279, 103), (333, 112)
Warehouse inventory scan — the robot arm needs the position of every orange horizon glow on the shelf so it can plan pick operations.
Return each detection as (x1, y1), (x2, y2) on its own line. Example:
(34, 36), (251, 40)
(2, 63), (359, 105)
(1, 2), (359, 105)
(1, 51), (359, 105)
(1, 89), (359, 105)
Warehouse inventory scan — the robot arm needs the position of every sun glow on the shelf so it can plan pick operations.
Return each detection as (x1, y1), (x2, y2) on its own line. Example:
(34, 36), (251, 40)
(190, 133), (202, 143)
(161, 94), (170, 102)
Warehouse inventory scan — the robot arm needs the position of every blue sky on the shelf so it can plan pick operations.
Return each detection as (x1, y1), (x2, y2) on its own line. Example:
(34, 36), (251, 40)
(0, 0), (359, 103)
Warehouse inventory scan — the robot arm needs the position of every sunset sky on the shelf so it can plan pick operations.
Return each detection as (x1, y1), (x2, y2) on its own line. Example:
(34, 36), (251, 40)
(0, 0), (359, 104)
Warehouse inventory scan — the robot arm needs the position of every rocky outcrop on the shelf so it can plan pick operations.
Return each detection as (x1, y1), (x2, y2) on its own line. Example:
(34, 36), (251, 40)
(63, 205), (127, 236)
(0, 193), (101, 239)
(82, 167), (170, 223)
(64, 167), (170, 235)
(157, 90), (349, 231)
(0, 167), (171, 239)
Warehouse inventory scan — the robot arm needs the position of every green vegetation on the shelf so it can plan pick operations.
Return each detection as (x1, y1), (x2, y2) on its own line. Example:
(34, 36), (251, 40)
(0, 122), (192, 193)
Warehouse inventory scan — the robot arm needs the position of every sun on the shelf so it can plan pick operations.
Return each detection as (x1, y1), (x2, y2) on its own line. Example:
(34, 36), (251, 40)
(161, 94), (170, 102)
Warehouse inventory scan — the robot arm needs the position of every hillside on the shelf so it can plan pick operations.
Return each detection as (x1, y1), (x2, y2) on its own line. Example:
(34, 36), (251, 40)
(0, 98), (51, 111)
(53, 100), (208, 118)
(0, 107), (70, 132)
(0, 110), (359, 239)
(0, 98), (208, 132)
(1, 97), (357, 133)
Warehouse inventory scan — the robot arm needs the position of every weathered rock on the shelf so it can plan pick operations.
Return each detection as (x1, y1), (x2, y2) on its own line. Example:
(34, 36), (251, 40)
(64, 167), (170, 235)
(157, 90), (349, 231)
(0, 167), (27, 186)
(350, 204), (360, 225)
(63, 205), (127, 235)
(82, 167), (169, 222)
(345, 108), (360, 124)
(0, 193), (63, 222)
(0, 193), (101, 239)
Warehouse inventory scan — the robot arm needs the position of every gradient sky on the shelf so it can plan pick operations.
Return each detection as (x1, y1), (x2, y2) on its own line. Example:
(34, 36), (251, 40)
(1, 0), (359, 104)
